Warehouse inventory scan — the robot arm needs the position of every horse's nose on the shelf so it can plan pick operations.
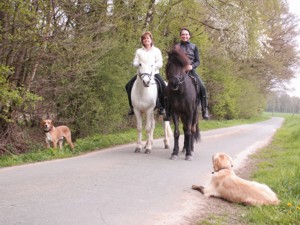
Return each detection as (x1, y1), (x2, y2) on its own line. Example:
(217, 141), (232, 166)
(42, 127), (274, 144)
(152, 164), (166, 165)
(143, 80), (150, 87)
(169, 77), (179, 90)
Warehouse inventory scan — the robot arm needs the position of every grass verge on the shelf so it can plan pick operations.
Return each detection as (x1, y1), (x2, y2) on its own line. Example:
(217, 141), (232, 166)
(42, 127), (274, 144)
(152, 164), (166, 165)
(244, 113), (300, 224)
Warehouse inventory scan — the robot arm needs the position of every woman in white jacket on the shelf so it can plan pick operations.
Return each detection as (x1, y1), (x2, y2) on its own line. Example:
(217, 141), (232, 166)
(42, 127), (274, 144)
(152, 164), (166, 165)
(125, 31), (166, 115)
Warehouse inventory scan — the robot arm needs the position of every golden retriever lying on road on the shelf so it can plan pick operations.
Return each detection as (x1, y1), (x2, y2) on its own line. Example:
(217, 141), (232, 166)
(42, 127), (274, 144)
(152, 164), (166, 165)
(192, 152), (279, 206)
(40, 119), (74, 150)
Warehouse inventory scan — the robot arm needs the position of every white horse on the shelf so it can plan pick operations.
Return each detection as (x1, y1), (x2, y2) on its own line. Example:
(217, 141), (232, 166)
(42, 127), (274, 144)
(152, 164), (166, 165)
(131, 63), (173, 154)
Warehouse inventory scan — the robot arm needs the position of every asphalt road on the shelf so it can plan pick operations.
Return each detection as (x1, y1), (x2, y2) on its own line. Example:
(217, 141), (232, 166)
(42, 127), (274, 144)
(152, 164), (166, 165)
(0, 117), (284, 225)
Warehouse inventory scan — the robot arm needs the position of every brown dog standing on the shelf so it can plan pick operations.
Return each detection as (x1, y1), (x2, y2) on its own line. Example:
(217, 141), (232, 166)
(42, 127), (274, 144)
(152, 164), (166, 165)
(40, 119), (74, 150)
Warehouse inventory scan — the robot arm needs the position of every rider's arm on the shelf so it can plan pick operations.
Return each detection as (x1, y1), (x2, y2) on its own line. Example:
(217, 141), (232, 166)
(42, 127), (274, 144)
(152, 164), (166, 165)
(133, 49), (140, 67)
(192, 46), (200, 69)
(154, 48), (163, 69)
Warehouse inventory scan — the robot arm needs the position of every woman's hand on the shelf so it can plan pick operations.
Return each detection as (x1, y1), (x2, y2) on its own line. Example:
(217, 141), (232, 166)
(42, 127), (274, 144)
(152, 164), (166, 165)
(187, 65), (193, 71)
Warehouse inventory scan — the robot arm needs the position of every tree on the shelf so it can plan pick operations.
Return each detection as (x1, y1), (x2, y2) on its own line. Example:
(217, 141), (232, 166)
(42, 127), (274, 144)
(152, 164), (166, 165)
(1, 0), (300, 154)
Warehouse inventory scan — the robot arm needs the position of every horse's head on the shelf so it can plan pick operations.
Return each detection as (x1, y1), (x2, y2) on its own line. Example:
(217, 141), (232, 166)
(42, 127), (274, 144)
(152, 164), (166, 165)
(138, 64), (155, 87)
(166, 47), (190, 91)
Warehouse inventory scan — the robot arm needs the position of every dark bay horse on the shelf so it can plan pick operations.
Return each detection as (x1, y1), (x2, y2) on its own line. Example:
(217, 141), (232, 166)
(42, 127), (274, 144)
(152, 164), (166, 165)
(166, 47), (200, 160)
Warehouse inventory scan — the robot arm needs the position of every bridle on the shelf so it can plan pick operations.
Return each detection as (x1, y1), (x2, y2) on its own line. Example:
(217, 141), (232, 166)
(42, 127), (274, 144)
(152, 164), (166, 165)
(169, 72), (187, 91)
(138, 67), (155, 87)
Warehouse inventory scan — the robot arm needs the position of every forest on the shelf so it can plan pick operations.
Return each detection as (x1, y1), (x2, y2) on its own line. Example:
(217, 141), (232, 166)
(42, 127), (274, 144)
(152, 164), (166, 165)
(0, 0), (299, 154)
(266, 92), (300, 114)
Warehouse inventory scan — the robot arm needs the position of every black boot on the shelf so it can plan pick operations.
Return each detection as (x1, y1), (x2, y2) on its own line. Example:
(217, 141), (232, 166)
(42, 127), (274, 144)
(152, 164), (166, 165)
(156, 96), (165, 115)
(163, 96), (171, 121)
(159, 107), (165, 115)
(126, 76), (137, 116)
(201, 96), (210, 120)
(128, 107), (134, 115)
(202, 107), (209, 120)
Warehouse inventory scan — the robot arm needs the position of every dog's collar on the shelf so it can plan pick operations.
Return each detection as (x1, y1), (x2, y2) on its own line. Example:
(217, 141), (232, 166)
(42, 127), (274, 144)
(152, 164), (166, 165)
(212, 168), (227, 174)
(212, 167), (233, 174)
(43, 128), (52, 133)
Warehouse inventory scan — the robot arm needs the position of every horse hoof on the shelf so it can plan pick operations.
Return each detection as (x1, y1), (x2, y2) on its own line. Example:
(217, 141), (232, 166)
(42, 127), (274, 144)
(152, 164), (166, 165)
(134, 148), (141, 153)
(170, 155), (177, 160)
(165, 145), (170, 149)
(145, 149), (151, 154)
(185, 155), (193, 161)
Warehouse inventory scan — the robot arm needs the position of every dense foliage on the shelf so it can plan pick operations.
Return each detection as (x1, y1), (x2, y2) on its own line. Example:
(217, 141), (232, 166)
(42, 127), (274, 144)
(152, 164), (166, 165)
(0, 0), (299, 154)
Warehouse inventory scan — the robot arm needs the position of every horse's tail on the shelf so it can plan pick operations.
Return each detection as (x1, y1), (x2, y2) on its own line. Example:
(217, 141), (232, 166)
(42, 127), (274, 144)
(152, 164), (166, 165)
(164, 121), (173, 138)
(194, 123), (201, 143)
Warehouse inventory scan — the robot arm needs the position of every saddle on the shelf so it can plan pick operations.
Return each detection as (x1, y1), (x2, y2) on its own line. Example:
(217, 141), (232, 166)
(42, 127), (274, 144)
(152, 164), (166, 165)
(188, 73), (199, 95)
(154, 77), (162, 92)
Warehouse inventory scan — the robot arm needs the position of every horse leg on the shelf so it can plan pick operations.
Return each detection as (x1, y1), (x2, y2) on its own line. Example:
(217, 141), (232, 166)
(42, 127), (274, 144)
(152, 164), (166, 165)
(144, 109), (154, 154)
(182, 138), (187, 153)
(163, 121), (171, 149)
(183, 123), (193, 161)
(134, 110), (143, 153)
(183, 134), (193, 161)
(170, 115), (180, 160)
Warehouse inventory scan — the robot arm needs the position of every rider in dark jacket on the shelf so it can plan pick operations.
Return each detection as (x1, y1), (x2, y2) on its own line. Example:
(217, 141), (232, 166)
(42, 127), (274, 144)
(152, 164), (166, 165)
(165, 28), (210, 120)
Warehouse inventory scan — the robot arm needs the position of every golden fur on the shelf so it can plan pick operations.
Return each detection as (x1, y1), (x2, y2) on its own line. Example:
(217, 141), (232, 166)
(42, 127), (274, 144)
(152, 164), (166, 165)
(192, 152), (279, 206)
(40, 119), (74, 150)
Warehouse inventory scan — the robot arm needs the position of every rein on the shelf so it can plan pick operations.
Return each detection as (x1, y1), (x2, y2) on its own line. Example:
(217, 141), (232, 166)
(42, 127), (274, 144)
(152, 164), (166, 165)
(138, 72), (152, 81)
(138, 71), (156, 87)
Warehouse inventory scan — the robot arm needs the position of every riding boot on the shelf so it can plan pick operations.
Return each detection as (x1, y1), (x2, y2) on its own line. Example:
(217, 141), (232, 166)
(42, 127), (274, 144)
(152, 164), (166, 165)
(159, 106), (165, 115)
(155, 99), (165, 115)
(125, 76), (137, 116)
(201, 96), (210, 120)
(163, 96), (171, 121)
(128, 107), (134, 115)
(155, 74), (166, 116)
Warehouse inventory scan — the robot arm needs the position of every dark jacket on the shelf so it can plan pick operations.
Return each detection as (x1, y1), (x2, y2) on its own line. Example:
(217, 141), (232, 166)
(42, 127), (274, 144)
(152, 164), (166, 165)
(176, 41), (200, 69)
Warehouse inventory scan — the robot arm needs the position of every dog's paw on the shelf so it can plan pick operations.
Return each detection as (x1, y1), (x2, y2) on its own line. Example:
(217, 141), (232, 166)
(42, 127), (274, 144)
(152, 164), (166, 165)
(192, 185), (198, 190)
(192, 185), (205, 194)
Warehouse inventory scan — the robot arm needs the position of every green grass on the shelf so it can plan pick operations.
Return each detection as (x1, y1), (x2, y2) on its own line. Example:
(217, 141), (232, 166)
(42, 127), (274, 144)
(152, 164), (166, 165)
(0, 114), (269, 168)
(243, 113), (300, 225)
(196, 112), (300, 225)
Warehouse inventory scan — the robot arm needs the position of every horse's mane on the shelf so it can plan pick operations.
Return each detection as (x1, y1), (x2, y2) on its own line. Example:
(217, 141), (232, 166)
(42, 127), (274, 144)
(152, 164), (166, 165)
(166, 45), (190, 79)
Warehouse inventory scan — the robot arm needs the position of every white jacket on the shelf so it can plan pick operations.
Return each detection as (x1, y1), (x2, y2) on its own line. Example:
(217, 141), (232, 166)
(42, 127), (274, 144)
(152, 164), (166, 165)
(133, 46), (163, 74)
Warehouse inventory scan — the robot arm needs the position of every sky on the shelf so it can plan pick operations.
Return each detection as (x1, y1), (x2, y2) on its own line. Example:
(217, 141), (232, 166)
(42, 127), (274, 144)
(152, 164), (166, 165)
(286, 0), (300, 97)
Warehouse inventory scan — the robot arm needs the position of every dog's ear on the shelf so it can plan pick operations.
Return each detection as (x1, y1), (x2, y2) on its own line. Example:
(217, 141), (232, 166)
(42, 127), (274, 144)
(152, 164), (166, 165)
(227, 155), (234, 167)
(212, 154), (221, 172)
(40, 120), (45, 128)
